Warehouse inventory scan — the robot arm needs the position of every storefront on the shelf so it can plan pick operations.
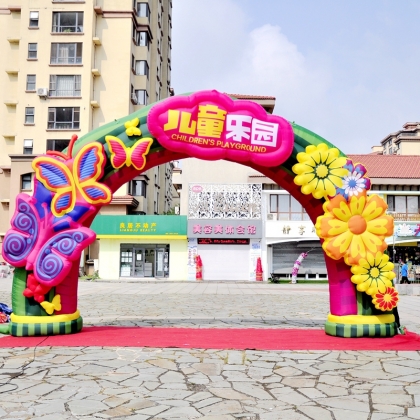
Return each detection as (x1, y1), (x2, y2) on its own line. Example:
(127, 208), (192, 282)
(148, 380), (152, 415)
(387, 222), (420, 264)
(91, 215), (187, 280)
(187, 219), (262, 280)
(265, 219), (327, 279)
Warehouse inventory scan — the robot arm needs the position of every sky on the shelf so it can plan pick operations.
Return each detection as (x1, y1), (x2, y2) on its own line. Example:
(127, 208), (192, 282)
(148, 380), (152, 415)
(172, 0), (420, 154)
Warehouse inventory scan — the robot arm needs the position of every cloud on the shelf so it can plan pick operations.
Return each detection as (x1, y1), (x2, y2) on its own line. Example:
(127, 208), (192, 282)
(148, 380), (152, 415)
(172, 0), (420, 153)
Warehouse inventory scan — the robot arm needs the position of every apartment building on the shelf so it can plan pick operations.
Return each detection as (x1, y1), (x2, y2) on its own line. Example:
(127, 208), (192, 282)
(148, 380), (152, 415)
(0, 0), (174, 248)
(371, 122), (420, 155)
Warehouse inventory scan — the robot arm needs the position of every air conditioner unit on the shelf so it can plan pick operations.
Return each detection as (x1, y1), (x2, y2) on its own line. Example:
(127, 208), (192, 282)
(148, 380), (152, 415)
(37, 88), (48, 97)
(131, 94), (138, 104)
(267, 214), (274, 220)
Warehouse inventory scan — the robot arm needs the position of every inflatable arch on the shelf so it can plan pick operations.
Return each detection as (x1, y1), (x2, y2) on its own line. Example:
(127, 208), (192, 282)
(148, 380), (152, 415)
(1, 90), (397, 338)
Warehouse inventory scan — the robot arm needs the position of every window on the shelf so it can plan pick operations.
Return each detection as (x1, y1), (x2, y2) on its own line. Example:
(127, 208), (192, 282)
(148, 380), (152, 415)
(25, 107), (34, 124)
(48, 107), (80, 129)
(269, 194), (309, 221)
(135, 89), (148, 105)
(129, 179), (147, 197)
(29, 11), (39, 27)
(26, 75), (36, 91)
(46, 139), (70, 152)
(21, 174), (32, 191)
(131, 84), (136, 103)
(155, 192), (159, 214)
(28, 43), (38, 59)
(157, 62), (161, 80)
(135, 60), (149, 77)
(135, 31), (148, 47)
(23, 139), (33, 154)
(137, 3), (150, 19)
(49, 75), (81, 96)
(52, 12), (83, 33)
(50, 43), (83, 64)
(387, 195), (419, 215)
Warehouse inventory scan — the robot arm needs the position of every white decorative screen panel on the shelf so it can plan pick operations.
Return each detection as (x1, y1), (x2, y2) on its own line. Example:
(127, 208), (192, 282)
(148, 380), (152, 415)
(188, 183), (261, 219)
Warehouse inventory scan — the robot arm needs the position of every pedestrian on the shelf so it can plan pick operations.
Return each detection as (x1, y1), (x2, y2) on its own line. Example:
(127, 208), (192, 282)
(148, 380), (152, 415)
(400, 261), (409, 284)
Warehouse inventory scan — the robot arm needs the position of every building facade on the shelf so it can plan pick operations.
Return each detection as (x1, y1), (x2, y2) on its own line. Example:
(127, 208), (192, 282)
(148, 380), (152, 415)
(373, 122), (420, 155)
(0, 0), (174, 260)
(174, 144), (420, 281)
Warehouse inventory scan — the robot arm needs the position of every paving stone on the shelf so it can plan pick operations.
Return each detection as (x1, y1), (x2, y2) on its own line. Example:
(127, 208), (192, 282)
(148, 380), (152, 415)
(209, 388), (250, 400)
(161, 406), (202, 418)
(316, 383), (349, 397)
(298, 405), (334, 419)
(67, 399), (108, 416)
(192, 363), (222, 376)
(100, 406), (134, 418)
(281, 376), (316, 388)
(372, 404), (405, 414)
(160, 371), (185, 383)
(274, 366), (303, 377)
(136, 404), (170, 416)
(227, 351), (244, 365)
(232, 383), (274, 400)
(319, 396), (370, 412)
(148, 359), (178, 370)
(186, 391), (214, 402)
(299, 387), (327, 399)
(332, 408), (370, 420)
(200, 400), (243, 416)
(194, 397), (223, 409)
(33, 401), (66, 416)
(371, 393), (413, 406)
(259, 408), (309, 419)
(20, 383), (61, 396)
(123, 399), (156, 410)
(408, 407), (420, 419)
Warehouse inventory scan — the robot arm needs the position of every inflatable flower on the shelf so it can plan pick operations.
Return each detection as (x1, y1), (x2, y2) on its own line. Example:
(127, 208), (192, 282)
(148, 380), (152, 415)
(292, 143), (347, 199)
(372, 286), (399, 311)
(315, 191), (394, 265)
(336, 160), (371, 200)
(350, 252), (395, 296)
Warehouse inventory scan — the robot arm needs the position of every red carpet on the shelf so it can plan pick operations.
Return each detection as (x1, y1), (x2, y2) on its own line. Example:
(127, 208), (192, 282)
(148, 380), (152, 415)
(1, 327), (420, 350)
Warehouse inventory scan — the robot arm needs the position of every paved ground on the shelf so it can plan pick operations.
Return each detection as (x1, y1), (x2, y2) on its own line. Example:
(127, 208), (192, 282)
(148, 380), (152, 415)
(0, 279), (419, 419)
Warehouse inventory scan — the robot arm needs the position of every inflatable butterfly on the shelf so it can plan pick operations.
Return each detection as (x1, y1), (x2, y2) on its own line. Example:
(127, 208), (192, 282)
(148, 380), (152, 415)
(2, 194), (96, 288)
(33, 142), (112, 217)
(106, 136), (153, 171)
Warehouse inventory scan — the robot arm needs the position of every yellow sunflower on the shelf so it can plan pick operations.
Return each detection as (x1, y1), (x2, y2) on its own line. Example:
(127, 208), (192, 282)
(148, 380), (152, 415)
(315, 191), (394, 265)
(292, 143), (348, 199)
(350, 252), (395, 296)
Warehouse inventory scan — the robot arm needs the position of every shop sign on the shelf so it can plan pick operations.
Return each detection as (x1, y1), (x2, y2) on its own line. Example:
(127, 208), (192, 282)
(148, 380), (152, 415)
(147, 90), (294, 167)
(198, 238), (250, 245)
(91, 215), (187, 237)
(188, 219), (262, 238)
(394, 222), (420, 237)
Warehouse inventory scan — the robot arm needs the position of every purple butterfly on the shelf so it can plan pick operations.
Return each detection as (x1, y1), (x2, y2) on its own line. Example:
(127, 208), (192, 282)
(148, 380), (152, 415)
(2, 194), (95, 287)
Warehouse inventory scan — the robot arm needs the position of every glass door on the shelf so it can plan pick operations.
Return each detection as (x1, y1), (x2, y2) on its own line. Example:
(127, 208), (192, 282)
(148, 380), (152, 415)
(156, 248), (166, 277)
(133, 248), (145, 277)
(120, 248), (133, 277)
